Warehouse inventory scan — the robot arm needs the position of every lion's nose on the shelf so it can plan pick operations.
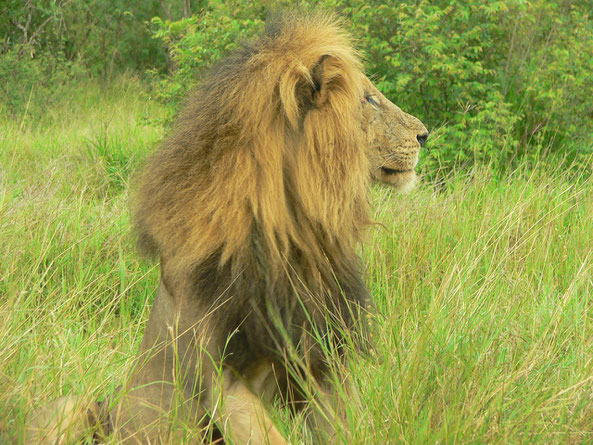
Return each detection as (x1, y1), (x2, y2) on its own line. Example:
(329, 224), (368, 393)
(417, 133), (428, 147)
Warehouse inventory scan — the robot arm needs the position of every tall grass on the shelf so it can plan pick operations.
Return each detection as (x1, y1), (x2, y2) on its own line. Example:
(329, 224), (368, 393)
(0, 76), (163, 443)
(1, 78), (592, 443)
(358, 165), (593, 443)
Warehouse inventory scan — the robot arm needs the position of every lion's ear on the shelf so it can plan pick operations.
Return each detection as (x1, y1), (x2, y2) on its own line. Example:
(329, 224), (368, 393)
(282, 54), (339, 127)
(310, 55), (331, 108)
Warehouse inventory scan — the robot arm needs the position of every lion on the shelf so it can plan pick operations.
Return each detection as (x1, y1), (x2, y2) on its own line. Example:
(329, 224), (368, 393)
(26, 12), (427, 444)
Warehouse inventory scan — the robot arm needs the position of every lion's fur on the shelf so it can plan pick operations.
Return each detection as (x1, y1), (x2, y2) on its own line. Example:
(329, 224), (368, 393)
(132, 12), (373, 373)
(134, 13), (370, 276)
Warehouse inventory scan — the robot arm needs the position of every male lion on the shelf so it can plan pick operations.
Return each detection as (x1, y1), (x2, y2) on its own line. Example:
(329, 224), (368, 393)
(27, 12), (427, 445)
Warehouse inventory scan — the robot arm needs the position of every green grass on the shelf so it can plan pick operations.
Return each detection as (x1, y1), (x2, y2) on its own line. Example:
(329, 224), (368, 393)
(1, 77), (592, 444)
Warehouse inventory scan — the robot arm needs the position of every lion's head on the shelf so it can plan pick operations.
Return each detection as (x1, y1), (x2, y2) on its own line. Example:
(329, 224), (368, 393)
(361, 78), (428, 191)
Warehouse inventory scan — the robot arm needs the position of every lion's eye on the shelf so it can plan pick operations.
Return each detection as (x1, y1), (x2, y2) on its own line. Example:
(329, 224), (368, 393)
(365, 95), (379, 107)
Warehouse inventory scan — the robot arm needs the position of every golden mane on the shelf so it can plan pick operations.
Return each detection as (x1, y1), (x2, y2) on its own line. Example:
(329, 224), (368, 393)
(133, 12), (370, 281)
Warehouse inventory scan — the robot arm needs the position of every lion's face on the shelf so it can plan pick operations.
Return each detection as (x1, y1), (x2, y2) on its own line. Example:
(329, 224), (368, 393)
(360, 77), (428, 191)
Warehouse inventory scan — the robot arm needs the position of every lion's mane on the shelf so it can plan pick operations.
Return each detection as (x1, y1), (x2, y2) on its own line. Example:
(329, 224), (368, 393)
(133, 13), (371, 373)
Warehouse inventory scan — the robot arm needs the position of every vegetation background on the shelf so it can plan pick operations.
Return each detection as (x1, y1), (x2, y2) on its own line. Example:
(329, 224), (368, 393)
(1, 0), (592, 443)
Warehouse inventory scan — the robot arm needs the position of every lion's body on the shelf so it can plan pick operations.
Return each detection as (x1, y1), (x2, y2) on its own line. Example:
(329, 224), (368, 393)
(27, 12), (427, 445)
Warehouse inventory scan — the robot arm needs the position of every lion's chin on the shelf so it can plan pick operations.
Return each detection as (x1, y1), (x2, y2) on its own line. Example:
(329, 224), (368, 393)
(375, 168), (417, 193)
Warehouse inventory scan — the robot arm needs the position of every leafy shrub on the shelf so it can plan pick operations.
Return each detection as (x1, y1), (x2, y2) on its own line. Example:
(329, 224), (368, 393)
(147, 2), (265, 117)
(0, 45), (86, 118)
(499, 1), (593, 169)
(0, 0), (168, 76)
(337, 0), (593, 173)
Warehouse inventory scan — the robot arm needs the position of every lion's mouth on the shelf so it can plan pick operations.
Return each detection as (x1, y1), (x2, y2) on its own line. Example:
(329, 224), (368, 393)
(380, 166), (411, 175)
(373, 165), (417, 190)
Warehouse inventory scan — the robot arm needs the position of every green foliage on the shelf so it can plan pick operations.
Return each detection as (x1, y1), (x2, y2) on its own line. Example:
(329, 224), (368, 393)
(85, 131), (138, 193)
(0, 45), (86, 117)
(0, 0), (167, 75)
(147, 2), (265, 114)
(500, 1), (593, 169)
(0, 0), (168, 114)
(337, 0), (593, 172)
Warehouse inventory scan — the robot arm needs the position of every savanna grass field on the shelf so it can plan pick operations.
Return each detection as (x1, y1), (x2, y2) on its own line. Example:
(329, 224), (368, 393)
(2, 1), (593, 443)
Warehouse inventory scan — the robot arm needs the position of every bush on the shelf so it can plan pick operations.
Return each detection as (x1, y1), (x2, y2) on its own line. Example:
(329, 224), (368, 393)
(500, 1), (593, 169)
(0, 0), (173, 119)
(0, 45), (86, 118)
(338, 0), (593, 173)
(147, 2), (265, 117)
